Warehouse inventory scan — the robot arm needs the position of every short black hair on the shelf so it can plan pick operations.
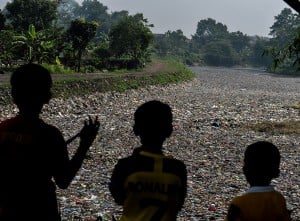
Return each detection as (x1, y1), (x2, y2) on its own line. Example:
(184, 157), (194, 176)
(243, 141), (280, 185)
(133, 100), (173, 142)
(10, 63), (52, 104)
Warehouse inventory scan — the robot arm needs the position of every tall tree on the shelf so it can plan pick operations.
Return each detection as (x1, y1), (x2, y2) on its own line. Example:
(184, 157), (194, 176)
(5, 0), (58, 32)
(109, 13), (153, 68)
(74, 0), (110, 34)
(154, 30), (189, 56)
(66, 18), (98, 71)
(269, 8), (299, 46)
(192, 18), (229, 47)
(265, 8), (300, 72)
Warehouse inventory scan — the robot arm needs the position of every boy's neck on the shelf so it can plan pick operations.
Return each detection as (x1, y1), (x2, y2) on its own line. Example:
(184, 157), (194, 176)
(140, 144), (163, 154)
(18, 111), (40, 120)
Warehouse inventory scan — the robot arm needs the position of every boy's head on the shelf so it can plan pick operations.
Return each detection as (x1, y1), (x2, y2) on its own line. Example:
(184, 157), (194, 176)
(10, 63), (52, 115)
(243, 141), (280, 186)
(133, 100), (173, 147)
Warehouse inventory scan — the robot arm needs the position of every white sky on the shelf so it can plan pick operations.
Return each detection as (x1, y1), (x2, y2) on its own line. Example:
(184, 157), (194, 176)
(78, 0), (289, 38)
(1, 0), (291, 38)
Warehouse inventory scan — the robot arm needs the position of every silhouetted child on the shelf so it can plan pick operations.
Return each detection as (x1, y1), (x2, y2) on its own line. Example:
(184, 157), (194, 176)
(0, 63), (100, 221)
(225, 141), (290, 221)
(109, 100), (187, 221)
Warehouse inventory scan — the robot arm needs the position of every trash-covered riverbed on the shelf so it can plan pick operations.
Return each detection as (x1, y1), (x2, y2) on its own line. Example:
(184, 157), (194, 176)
(0, 67), (299, 221)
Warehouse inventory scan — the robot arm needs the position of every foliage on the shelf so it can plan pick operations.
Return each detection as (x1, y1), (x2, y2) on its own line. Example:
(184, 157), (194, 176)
(229, 31), (250, 54)
(56, 0), (80, 28)
(109, 13), (154, 69)
(269, 8), (299, 46)
(153, 30), (202, 65)
(192, 18), (229, 47)
(0, 9), (5, 31)
(202, 40), (239, 66)
(66, 18), (98, 71)
(248, 36), (273, 67)
(0, 30), (15, 66)
(74, 0), (110, 36)
(12, 24), (56, 63)
(42, 63), (74, 74)
(5, 0), (58, 32)
(264, 8), (300, 73)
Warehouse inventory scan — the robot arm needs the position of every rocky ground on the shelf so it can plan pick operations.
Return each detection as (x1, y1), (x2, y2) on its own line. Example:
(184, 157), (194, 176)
(0, 66), (299, 220)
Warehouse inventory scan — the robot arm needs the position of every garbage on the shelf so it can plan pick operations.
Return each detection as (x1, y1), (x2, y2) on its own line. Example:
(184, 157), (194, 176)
(1, 68), (299, 220)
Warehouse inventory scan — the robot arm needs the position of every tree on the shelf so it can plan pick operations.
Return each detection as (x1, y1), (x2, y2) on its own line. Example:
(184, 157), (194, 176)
(74, 0), (110, 35)
(192, 18), (229, 47)
(109, 13), (153, 68)
(5, 0), (58, 32)
(202, 40), (238, 66)
(0, 30), (15, 66)
(250, 36), (272, 67)
(269, 8), (299, 46)
(66, 18), (98, 71)
(0, 9), (5, 31)
(57, 0), (79, 28)
(229, 31), (250, 54)
(265, 8), (300, 72)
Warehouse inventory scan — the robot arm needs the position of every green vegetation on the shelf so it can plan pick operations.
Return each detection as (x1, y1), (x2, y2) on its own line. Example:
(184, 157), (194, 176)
(153, 8), (300, 75)
(153, 18), (272, 68)
(52, 59), (194, 96)
(0, 0), (153, 71)
(249, 121), (300, 135)
(0, 59), (195, 105)
(0, 0), (299, 75)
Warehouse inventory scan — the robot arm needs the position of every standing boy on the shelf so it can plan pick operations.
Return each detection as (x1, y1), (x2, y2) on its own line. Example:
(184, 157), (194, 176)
(225, 141), (290, 221)
(109, 100), (187, 221)
(0, 64), (99, 220)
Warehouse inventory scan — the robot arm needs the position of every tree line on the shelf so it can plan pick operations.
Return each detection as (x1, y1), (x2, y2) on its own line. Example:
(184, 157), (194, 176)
(154, 8), (300, 74)
(0, 0), (153, 72)
(0, 0), (299, 74)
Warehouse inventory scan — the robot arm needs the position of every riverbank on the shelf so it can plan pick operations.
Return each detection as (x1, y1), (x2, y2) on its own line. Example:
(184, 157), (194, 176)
(0, 59), (195, 106)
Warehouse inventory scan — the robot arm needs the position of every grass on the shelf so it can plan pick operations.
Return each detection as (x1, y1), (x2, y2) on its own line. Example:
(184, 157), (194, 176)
(51, 58), (195, 97)
(248, 120), (300, 135)
(0, 59), (195, 105)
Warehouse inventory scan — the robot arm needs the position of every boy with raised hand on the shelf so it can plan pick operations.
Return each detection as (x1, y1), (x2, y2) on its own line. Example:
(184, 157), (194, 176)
(109, 100), (187, 221)
(0, 63), (99, 221)
(225, 141), (290, 221)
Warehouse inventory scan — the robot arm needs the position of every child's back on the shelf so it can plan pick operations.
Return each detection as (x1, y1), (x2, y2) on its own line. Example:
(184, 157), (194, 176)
(109, 100), (187, 221)
(0, 63), (99, 220)
(225, 141), (290, 221)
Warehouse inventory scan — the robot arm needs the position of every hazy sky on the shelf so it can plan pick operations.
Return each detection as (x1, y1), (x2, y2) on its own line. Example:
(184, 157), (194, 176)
(0, 0), (291, 38)
(78, 0), (289, 38)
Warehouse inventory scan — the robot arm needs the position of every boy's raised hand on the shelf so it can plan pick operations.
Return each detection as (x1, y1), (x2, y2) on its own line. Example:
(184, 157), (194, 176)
(79, 116), (100, 149)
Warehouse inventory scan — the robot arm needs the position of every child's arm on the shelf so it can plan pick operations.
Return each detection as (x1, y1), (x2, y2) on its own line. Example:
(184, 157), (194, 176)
(54, 116), (100, 188)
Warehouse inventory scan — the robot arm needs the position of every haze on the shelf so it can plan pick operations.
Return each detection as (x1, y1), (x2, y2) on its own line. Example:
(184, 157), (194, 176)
(0, 0), (290, 37)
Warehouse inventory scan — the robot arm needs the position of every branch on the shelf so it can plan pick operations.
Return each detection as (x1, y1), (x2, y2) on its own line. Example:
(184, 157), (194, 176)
(283, 0), (300, 13)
